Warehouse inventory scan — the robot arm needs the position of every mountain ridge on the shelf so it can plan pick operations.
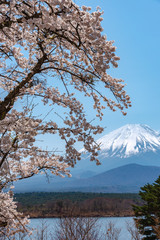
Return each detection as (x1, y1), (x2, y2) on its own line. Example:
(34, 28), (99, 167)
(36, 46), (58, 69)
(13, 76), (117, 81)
(14, 163), (160, 193)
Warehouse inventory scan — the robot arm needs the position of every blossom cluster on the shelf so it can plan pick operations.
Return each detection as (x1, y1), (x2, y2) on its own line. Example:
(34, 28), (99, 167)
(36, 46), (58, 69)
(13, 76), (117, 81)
(0, 191), (30, 238)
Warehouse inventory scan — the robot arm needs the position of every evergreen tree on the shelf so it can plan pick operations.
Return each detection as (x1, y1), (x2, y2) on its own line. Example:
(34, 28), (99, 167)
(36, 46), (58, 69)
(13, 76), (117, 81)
(133, 176), (160, 240)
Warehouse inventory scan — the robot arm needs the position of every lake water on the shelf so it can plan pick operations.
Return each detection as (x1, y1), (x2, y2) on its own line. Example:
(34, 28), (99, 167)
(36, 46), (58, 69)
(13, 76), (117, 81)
(28, 217), (136, 240)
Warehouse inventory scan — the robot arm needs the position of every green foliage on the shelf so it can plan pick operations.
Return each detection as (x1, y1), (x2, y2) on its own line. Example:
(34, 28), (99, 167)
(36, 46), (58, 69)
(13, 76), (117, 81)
(15, 192), (140, 206)
(14, 192), (141, 218)
(133, 176), (160, 240)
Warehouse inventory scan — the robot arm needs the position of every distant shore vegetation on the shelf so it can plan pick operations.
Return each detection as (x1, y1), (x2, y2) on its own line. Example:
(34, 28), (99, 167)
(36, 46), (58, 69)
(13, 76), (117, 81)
(14, 192), (142, 218)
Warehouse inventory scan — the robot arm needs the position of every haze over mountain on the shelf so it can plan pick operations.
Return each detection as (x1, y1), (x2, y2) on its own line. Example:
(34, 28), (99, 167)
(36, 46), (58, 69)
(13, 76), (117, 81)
(14, 164), (160, 193)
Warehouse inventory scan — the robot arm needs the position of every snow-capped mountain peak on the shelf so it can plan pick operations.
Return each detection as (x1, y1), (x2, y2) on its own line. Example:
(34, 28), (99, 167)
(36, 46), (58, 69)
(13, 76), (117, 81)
(96, 124), (160, 158)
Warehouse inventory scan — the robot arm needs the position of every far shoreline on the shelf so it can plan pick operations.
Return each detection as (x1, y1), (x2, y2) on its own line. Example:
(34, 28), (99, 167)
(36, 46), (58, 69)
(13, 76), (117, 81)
(29, 215), (134, 219)
(28, 213), (135, 219)
(16, 192), (141, 219)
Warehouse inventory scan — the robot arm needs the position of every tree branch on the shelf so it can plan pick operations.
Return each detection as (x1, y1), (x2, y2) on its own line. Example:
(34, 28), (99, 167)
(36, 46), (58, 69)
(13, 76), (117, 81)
(0, 54), (47, 120)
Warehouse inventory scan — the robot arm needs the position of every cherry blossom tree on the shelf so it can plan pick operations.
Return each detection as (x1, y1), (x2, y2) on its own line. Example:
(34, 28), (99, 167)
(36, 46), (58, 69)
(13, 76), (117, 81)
(0, 0), (131, 237)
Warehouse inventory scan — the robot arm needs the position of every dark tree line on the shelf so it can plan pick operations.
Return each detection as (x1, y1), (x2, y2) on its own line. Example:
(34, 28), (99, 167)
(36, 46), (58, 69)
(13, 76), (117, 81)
(15, 192), (141, 218)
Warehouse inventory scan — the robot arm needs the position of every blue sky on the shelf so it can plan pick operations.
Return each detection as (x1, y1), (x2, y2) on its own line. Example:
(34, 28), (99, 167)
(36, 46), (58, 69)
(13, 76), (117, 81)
(74, 0), (160, 135)
(34, 0), (160, 152)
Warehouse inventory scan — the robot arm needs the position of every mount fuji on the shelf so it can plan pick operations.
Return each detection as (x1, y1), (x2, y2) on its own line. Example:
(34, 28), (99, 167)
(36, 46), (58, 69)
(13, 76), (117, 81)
(14, 124), (160, 193)
(75, 124), (160, 173)
(95, 124), (160, 158)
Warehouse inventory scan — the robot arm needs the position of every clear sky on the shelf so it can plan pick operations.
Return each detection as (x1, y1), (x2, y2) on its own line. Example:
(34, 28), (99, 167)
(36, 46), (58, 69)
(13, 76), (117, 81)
(74, 0), (160, 135)
(34, 0), (160, 152)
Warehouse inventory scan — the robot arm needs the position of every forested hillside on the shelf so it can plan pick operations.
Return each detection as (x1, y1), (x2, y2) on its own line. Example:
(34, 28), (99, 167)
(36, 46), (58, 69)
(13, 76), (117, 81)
(15, 192), (142, 218)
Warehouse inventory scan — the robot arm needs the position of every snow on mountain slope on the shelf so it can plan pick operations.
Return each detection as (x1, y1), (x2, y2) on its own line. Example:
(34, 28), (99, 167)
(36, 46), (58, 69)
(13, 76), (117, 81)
(96, 124), (160, 158)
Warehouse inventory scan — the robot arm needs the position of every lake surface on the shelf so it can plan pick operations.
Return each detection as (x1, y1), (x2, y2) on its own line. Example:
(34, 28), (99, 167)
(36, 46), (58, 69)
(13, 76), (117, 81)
(28, 217), (136, 240)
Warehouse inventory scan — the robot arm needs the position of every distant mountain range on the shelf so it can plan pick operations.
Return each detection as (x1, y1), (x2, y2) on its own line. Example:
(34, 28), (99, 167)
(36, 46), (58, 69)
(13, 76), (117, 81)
(14, 164), (160, 193)
(14, 124), (160, 193)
